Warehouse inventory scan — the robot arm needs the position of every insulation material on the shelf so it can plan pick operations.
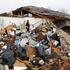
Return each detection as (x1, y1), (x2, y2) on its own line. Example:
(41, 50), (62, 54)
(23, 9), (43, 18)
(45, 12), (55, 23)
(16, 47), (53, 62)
(19, 38), (28, 47)
(14, 67), (27, 70)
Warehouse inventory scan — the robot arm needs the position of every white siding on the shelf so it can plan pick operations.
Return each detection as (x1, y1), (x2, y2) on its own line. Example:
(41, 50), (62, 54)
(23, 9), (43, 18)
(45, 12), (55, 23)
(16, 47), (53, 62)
(0, 17), (46, 30)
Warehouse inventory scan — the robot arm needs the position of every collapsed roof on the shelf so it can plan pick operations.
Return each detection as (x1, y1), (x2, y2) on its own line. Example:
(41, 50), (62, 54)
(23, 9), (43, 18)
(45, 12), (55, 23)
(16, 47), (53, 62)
(0, 6), (70, 20)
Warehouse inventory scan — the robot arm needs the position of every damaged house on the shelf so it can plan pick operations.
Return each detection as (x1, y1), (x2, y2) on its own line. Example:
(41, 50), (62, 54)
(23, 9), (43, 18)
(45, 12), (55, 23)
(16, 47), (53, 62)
(0, 6), (70, 33)
(0, 6), (70, 70)
(0, 6), (70, 44)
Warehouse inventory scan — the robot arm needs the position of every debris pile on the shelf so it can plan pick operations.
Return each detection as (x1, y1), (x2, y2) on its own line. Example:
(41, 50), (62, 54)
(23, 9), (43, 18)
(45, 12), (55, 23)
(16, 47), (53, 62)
(0, 21), (70, 70)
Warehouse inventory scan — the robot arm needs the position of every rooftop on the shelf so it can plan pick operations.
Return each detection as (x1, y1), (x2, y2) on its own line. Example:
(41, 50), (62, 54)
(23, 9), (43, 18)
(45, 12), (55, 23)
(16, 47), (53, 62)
(0, 6), (70, 19)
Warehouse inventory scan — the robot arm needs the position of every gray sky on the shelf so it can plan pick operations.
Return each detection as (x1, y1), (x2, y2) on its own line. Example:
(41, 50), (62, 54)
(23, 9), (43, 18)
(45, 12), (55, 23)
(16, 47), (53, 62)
(0, 0), (70, 14)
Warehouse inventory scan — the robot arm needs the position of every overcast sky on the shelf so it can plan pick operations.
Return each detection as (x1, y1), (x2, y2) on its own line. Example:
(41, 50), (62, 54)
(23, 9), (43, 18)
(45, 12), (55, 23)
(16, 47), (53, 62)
(0, 0), (70, 14)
